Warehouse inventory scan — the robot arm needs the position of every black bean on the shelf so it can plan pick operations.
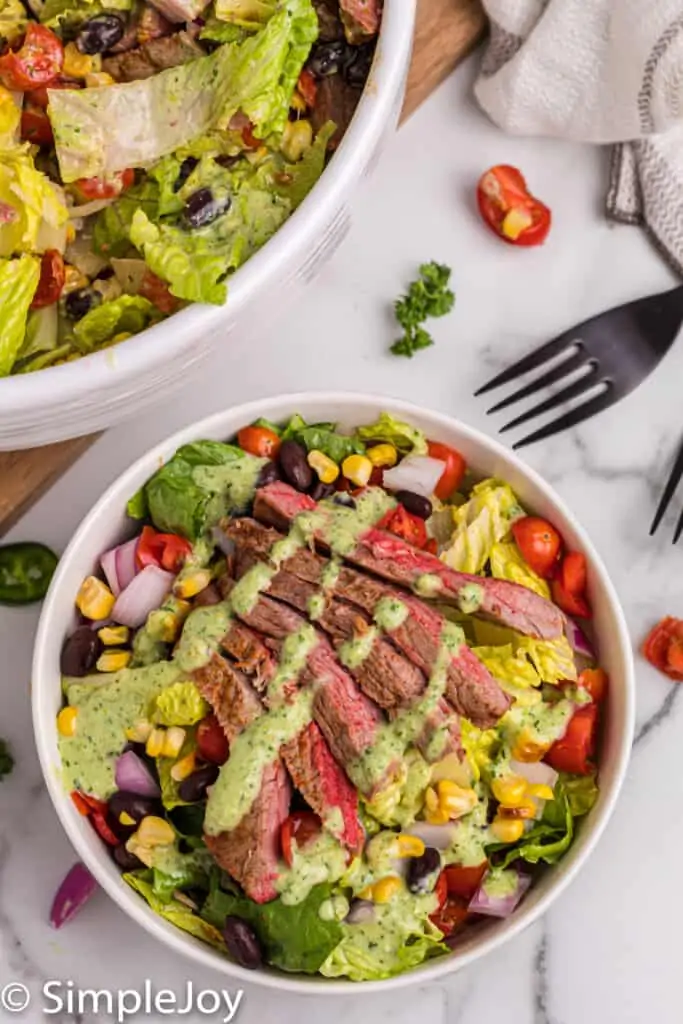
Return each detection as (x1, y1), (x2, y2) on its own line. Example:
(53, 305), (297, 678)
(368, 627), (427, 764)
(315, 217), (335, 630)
(311, 481), (335, 502)
(183, 187), (231, 229)
(60, 626), (103, 677)
(108, 791), (158, 826)
(395, 490), (433, 520)
(76, 13), (125, 54)
(215, 154), (240, 170)
(178, 764), (219, 803)
(112, 843), (144, 872)
(64, 288), (100, 321)
(307, 39), (347, 77)
(173, 156), (199, 193)
(407, 846), (442, 894)
(332, 493), (356, 509)
(257, 460), (281, 487)
(94, 266), (115, 281)
(278, 440), (313, 492)
(223, 916), (262, 969)
(342, 43), (375, 88)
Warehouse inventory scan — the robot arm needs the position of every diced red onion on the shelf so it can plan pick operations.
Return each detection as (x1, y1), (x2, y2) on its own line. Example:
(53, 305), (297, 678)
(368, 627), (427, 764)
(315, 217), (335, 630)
(402, 822), (459, 850)
(565, 616), (595, 659)
(50, 862), (98, 929)
(115, 750), (161, 798)
(383, 455), (447, 499)
(229, 110), (250, 130)
(510, 759), (558, 790)
(345, 899), (375, 925)
(115, 537), (140, 592)
(468, 870), (531, 918)
(111, 564), (174, 628)
(100, 548), (120, 596)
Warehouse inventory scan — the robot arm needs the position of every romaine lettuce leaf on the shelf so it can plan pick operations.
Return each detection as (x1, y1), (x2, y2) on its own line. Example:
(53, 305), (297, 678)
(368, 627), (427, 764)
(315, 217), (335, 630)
(0, 255), (41, 377)
(199, 15), (249, 42)
(40, 0), (131, 31)
(123, 871), (224, 949)
(489, 541), (550, 598)
(93, 179), (160, 259)
(282, 415), (365, 463)
(72, 295), (159, 352)
(272, 120), (335, 209)
(154, 681), (208, 726)
(488, 780), (576, 868)
(441, 479), (526, 574)
(516, 635), (577, 684)
(214, 0), (276, 27)
(151, 844), (212, 902)
(562, 771), (598, 816)
(356, 411), (428, 455)
(0, 0), (27, 42)
(0, 86), (21, 148)
(0, 146), (68, 256)
(472, 643), (542, 706)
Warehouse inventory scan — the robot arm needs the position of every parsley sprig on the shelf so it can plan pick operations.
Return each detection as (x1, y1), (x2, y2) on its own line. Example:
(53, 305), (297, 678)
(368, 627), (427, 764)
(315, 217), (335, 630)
(391, 262), (455, 357)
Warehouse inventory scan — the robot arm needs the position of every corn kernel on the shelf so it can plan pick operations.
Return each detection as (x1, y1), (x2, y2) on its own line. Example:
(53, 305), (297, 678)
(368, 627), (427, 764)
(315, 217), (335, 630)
(126, 719), (152, 743)
(501, 206), (533, 241)
(490, 817), (526, 843)
(394, 834), (426, 858)
(527, 783), (555, 802)
(372, 875), (403, 904)
(65, 223), (76, 243)
(491, 775), (527, 808)
(290, 90), (307, 113)
(280, 118), (313, 162)
(145, 727), (166, 758)
(358, 884), (374, 901)
(161, 726), (186, 759)
(118, 811), (136, 827)
(307, 449), (340, 485)
(62, 265), (88, 296)
(96, 649), (131, 673)
(153, 611), (184, 643)
(511, 729), (549, 763)
(98, 625), (130, 646)
(174, 570), (212, 599)
(63, 42), (100, 79)
(111, 332), (133, 343)
(84, 71), (115, 87)
(436, 780), (478, 819)
(342, 454), (373, 488)
(367, 444), (398, 469)
(170, 751), (196, 782)
(424, 786), (449, 824)
(499, 798), (537, 820)
(57, 706), (78, 737)
(137, 815), (175, 847)
(76, 576), (116, 620)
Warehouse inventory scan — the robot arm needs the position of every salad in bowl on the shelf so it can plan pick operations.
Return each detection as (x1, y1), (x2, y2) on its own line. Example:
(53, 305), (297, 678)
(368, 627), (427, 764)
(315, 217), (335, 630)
(0, 0), (380, 376)
(48, 403), (619, 983)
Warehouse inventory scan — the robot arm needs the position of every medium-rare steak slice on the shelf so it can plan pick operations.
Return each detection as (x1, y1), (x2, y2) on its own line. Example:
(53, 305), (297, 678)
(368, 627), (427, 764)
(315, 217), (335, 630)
(204, 758), (290, 904)
(225, 518), (510, 728)
(193, 653), (262, 741)
(220, 620), (275, 693)
(251, 482), (564, 640)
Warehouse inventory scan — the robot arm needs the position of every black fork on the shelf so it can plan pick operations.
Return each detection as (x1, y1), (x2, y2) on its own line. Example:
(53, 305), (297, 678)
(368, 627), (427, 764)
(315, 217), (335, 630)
(650, 435), (683, 544)
(475, 285), (683, 449)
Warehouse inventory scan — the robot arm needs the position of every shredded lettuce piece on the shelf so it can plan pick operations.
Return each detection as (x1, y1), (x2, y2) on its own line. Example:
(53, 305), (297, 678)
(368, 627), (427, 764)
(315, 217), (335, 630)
(123, 871), (225, 949)
(460, 719), (499, 781)
(93, 180), (160, 259)
(154, 682), (208, 726)
(489, 541), (550, 598)
(72, 295), (159, 351)
(472, 643), (542, 706)
(355, 411), (428, 455)
(441, 479), (525, 574)
(0, 0), (27, 41)
(362, 750), (431, 827)
(272, 120), (336, 209)
(0, 146), (68, 257)
(214, 0), (277, 27)
(0, 256), (41, 377)
(0, 85), (21, 148)
(516, 635), (578, 684)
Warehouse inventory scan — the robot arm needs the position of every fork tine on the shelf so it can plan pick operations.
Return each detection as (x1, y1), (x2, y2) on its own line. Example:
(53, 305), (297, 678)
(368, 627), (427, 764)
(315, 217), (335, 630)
(474, 334), (580, 397)
(674, 508), (683, 545)
(511, 387), (614, 450)
(487, 351), (591, 414)
(650, 437), (683, 536)
(499, 365), (601, 434)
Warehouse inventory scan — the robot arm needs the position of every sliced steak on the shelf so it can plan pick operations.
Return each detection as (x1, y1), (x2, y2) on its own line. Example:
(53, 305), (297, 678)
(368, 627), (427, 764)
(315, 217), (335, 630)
(204, 759), (290, 904)
(312, 0), (344, 39)
(225, 518), (510, 727)
(310, 75), (362, 148)
(103, 31), (205, 82)
(220, 620), (274, 693)
(193, 653), (262, 741)
(340, 0), (381, 42)
(252, 482), (564, 640)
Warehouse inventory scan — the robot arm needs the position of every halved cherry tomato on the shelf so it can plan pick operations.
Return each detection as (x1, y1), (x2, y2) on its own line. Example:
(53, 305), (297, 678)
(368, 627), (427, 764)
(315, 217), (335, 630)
(136, 525), (192, 573)
(238, 425), (281, 460)
(71, 790), (108, 817)
(139, 269), (178, 315)
(369, 465), (384, 488)
(0, 25), (63, 92)
(642, 616), (683, 682)
(32, 78), (77, 109)
(578, 667), (608, 703)
(196, 714), (230, 765)
(30, 250), (65, 309)
(560, 551), (587, 595)
(242, 123), (261, 150)
(545, 704), (598, 775)
(477, 164), (552, 247)
(72, 168), (135, 202)
(430, 894), (469, 937)
(444, 862), (488, 901)
(551, 577), (591, 619)
(511, 516), (562, 578)
(426, 440), (467, 501)
(433, 868), (448, 910)
(21, 105), (53, 146)
(378, 505), (428, 549)
(280, 810), (322, 867)
(425, 537), (438, 555)
(297, 68), (317, 107)
(91, 810), (120, 846)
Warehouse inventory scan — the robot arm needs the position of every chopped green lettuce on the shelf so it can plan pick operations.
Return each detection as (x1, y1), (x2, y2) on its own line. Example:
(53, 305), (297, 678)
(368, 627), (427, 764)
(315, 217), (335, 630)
(489, 541), (550, 598)
(0, 0), (27, 47)
(202, 882), (342, 973)
(199, 16), (250, 42)
(14, 303), (59, 367)
(150, 844), (212, 902)
(272, 120), (335, 209)
(516, 635), (577, 684)
(72, 295), (159, 352)
(123, 871), (225, 949)
(214, 0), (276, 27)
(154, 681), (208, 726)
(0, 256), (41, 377)
(440, 479), (526, 574)
(356, 412), (428, 455)
(362, 749), (431, 827)
(40, 0), (131, 31)
(472, 643), (542, 706)
(93, 180), (160, 259)
(562, 772), (599, 816)
(0, 86), (21, 148)
(460, 719), (499, 781)
(0, 146), (68, 257)
(281, 414), (365, 463)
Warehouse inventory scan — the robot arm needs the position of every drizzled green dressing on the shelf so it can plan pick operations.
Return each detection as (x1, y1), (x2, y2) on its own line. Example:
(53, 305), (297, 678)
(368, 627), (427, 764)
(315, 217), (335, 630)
(267, 624), (318, 704)
(174, 602), (232, 673)
(373, 595), (409, 632)
(339, 626), (378, 669)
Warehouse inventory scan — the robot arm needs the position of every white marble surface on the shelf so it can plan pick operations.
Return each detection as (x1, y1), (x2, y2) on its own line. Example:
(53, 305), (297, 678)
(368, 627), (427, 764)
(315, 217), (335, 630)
(2, 51), (683, 1024)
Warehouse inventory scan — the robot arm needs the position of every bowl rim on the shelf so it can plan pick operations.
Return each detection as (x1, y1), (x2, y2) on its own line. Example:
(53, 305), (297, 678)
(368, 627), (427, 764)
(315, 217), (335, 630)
(0, 1), (415, 414)
(32, 391), (636, 993)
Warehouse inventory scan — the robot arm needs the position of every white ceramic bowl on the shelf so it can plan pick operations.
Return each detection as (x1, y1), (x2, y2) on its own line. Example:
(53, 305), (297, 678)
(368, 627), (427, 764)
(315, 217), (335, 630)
(0, 7), (414, 451)
(32, 393), (635, 993)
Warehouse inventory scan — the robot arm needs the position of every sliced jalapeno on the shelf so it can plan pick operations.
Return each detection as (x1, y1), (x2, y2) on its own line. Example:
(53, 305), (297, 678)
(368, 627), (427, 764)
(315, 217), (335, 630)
(0, 542), (59, 605)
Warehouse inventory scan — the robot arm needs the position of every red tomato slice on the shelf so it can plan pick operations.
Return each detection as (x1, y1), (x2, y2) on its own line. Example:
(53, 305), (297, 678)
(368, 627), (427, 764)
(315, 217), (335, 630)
(135, 526), (191, 573)
(136, 525), (164, 569)
(424, 537), (438, 555)
(377, 505), (428, 549)
(90, 810), (120, 846)
(545, 704), (598, 775)
(71, 790), (108, 817)
(0, 25), (63, 91)
(642, 617), (683, 681)
(72, 168), (135, 202)
(426, 440), (467, 501)
(21, 105), (53, 146)
(280, 810), (322, 867)
(30, 249), (65, 309)
(430, 894), (469, 937)
(476, 164), (551, 247)
(444, 862), (488, 901)
(433, 868), (448, 909)
(578, 667), (608, 703)
(238, 425), (281, 460)
(560, 551), (587, 596)
(297, 68), (317, 107)
(511, 516), (562, 578)
(196, 714), (229, 765)
(551, 577), (591, 619)
(241, 123), (261, 150)
(139, 269), (178, 315)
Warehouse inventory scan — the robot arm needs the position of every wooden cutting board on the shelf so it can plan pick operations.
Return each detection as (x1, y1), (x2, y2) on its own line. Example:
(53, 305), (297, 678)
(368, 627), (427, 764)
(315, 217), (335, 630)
(0, 0), (486, 539)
